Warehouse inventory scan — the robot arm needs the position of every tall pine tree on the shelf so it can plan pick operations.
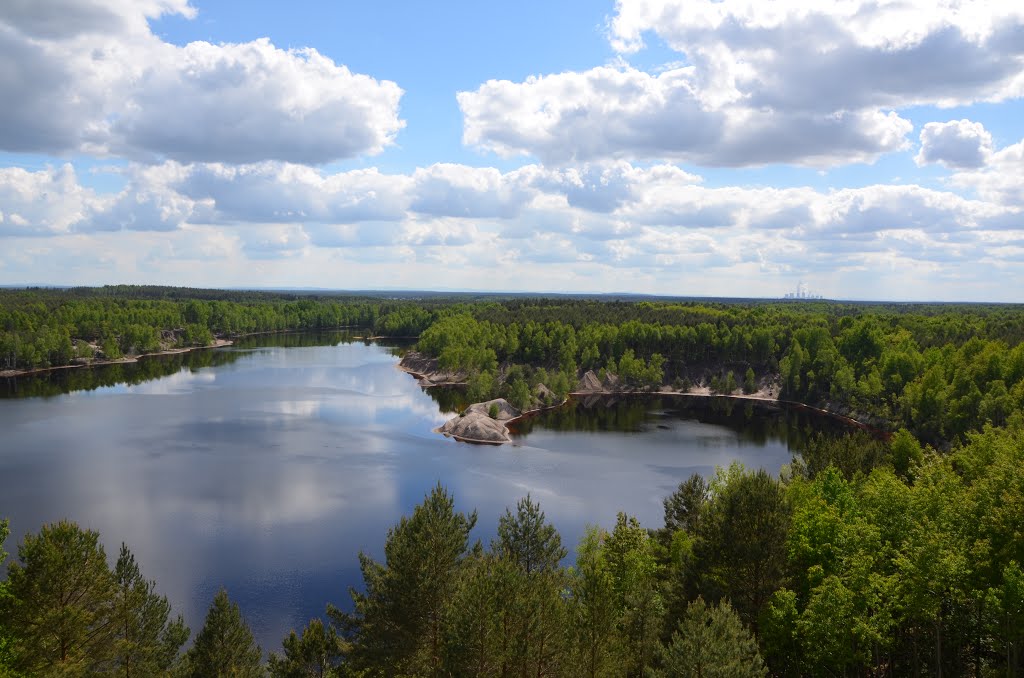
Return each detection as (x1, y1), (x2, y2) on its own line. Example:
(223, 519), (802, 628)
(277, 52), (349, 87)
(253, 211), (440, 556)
(112, 543), (189, 676)
(340, 483), (477, 675)
(268, 617), (345, 678)
(184, 588), (262, 678)
(4, 520), (118, 675)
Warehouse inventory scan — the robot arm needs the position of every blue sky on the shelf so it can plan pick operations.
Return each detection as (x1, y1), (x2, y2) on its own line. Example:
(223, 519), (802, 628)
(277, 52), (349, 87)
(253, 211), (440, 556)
(1, 0), (1023, 300)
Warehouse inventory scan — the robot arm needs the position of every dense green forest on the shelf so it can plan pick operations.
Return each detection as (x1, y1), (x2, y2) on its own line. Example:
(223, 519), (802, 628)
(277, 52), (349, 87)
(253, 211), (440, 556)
(5, 286), (1024, 445)
(4, 286), (1024, 675)
(1, 423), (1023, 675)
(411, 300), (1024, 446)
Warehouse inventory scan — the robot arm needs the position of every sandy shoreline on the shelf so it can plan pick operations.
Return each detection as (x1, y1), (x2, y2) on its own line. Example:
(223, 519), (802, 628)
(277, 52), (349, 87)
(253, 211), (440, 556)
(396, 357), (886, 444)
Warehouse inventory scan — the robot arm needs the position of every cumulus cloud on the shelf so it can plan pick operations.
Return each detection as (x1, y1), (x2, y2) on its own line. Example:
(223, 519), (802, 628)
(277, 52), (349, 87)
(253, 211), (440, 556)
(916, 119), (994, 169)
(2, 164), (1022, 299)
(459, 66), (913, 166)
(608, 0), (1024, 107)
(0, 164), (102, 236)
(0, 1), (403, 164)
(459, 1), (1024, 166)
(4, 159), (1022, 295)
(408, 164), (533, 219)
(951, 137), (1024, 206)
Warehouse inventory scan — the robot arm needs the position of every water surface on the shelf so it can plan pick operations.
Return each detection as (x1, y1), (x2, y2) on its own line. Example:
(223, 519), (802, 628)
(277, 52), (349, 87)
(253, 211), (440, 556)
(0, 333), (823, 650)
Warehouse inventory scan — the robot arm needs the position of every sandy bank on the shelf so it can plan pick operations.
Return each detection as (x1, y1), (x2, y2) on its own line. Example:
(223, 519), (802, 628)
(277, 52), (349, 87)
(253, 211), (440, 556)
(403, 361), (885, 443)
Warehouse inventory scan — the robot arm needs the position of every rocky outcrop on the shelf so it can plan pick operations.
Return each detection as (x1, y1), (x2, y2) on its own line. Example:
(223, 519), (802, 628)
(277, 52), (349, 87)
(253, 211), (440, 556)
(534, 383), (556, 405)
(464, 398), (521, 420)
(437, 398), (520, 444)
(578, 370), (603, 391)
(438, 412), (510, 443)
(398, 351), (467, 385)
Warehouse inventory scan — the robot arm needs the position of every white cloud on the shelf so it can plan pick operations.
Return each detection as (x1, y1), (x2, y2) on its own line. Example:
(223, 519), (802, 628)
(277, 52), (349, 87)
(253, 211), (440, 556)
(1, 0), (194, 39)
(459, 66), (913, 166)
(916, 119), (994, 169)
(608, 0), (1024, 108)
(4, 159), (1021, 298)
(951, 137), (1024, 207)
(408, 164), (533, 219)
(172, 162), (410, 224)
(0, 164), (101, 236)
(0, 2), (403, 164)
(459, 1), (1024, 166)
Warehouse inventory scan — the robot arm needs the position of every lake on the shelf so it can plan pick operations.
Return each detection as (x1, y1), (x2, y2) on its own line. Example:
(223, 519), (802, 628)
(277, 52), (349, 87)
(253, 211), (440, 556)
(0, 332), (830, 651)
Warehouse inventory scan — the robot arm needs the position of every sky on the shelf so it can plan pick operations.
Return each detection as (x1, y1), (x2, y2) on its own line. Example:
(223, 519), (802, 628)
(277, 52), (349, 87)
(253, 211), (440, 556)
(1, 0), (1023, 300)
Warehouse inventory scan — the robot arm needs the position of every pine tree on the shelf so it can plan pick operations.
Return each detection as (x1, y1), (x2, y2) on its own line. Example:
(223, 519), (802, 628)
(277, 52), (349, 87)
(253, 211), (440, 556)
(4, 520), (118, 675)
(268, 617), (344, 678)
(184, 588), (262, 678)
(694, 465), (791, 628)
(492, 496), (570, 675)
(442, 552), (521, 676)
(495, 494), (567, 575)
(662, 474), (709, 537)
(112, 543), (189, 676)
(343, 483), (477, 675)
(0, 519), (16, 675)
(648, 597), (766, 677)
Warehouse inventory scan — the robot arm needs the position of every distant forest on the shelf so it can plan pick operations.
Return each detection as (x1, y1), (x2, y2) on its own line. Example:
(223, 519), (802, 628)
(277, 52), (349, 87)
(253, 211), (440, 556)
(3, 286), (1024, 675)
(4, 285), (1024, 445)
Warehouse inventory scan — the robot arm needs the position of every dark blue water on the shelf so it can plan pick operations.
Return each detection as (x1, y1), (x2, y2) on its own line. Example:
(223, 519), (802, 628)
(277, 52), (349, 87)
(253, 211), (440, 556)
(0, 333), (806, 651)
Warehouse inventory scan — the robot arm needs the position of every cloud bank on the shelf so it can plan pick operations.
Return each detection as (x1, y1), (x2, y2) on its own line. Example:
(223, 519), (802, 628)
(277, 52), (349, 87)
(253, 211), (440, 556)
(2, 157), (1019, 294)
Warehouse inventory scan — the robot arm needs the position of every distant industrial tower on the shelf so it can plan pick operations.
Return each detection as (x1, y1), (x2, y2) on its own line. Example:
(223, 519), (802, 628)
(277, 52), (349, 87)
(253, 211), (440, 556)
(783, 281), (823, 300)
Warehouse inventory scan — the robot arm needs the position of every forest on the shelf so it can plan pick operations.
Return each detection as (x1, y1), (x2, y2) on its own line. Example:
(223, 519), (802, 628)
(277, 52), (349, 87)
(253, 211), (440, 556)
(3, 286), (1024, 675)
(5, 286), (1024, 445)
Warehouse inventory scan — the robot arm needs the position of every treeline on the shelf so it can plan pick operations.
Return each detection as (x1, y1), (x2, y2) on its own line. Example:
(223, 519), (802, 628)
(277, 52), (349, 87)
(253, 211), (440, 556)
(0, 287), (439, 370)
(6, 287), (1024, 444)
(413, 302), (1024, 445)
(0, 332), (354, 399)
(2, 423), (1023, 676)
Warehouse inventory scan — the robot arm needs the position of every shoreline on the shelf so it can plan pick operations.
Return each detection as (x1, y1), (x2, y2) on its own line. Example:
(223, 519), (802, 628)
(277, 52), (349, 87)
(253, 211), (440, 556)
(0, 339), (234, 379)
(569, 389), (888, 438)
(0, 326), (388, 379)
(396, 356), (888, 444)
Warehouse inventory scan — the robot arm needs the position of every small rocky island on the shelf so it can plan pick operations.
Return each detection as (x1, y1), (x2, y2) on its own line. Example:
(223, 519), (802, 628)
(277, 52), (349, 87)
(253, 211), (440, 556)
(437, 398), (520, 444)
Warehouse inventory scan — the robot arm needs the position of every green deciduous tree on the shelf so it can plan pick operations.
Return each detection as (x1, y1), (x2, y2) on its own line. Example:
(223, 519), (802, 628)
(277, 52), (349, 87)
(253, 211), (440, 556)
(604, 513), (665, 675)
(890, 428), (924, 480)
(0, 519), (16, 677)
(570, 527), (624, 678)
(743, 367), (756, 394)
